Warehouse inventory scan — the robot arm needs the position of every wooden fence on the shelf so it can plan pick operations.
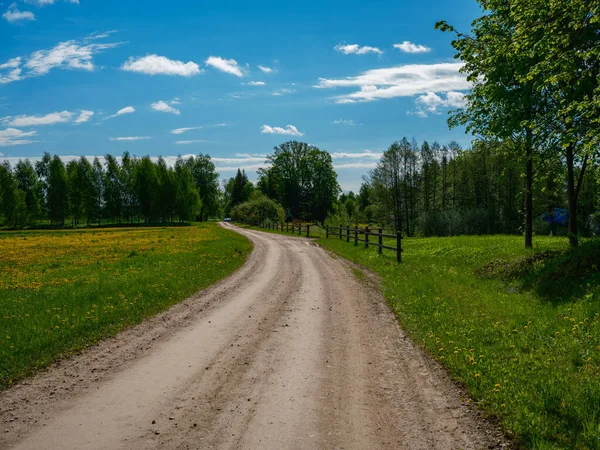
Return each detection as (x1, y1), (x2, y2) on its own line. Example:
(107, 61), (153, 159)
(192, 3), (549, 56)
(259, 221), (312, 237)
(257, 221), (402, 262)
(325, 225), (403, 262)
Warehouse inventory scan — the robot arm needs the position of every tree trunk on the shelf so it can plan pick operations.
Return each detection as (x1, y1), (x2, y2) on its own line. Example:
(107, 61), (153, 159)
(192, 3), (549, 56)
(566, 145), (589, 247)
(524, 136), (533, 249)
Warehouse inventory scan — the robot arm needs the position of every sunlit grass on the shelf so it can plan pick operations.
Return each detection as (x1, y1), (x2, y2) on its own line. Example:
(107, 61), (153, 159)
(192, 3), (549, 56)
(317, 234), (599, 450)
(0, 223), (252, 388)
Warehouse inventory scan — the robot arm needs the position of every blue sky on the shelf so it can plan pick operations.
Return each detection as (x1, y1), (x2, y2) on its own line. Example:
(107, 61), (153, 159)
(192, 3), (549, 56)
(0, 0), (480, 192)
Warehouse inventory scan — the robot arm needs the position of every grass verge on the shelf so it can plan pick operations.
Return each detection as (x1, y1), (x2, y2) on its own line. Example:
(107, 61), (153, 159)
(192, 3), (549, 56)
(0, 223), (252, 388)
(317, 234), (600, 450)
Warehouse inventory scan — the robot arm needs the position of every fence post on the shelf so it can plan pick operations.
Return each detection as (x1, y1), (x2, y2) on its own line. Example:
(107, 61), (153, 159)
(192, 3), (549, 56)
(354, 227), (358, 246)
(365, 226), (369, 248)
(346, 226), (350, 243)
(397, 232), (402, 263)
(326, 226), (329, 238)
(378, 229), (383, 255)
(339, 224), (342, 240)
(292, 223), (295, 233)
(299, 224), (302, 235)
(307, 224), (310, 237)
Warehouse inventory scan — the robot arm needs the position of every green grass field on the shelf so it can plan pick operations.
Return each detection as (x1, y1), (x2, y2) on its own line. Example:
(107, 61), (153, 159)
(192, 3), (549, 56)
(316, 233), (600, 449)
(0, 223), (252, 389)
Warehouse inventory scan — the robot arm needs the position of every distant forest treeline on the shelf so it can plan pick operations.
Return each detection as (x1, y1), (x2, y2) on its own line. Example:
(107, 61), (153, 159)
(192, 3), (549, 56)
(0, 152), (220, 227)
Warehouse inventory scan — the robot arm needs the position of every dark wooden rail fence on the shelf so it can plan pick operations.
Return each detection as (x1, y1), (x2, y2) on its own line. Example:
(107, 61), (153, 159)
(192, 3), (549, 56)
(325, 225), (402, 262)
(259, 221), (311, 237)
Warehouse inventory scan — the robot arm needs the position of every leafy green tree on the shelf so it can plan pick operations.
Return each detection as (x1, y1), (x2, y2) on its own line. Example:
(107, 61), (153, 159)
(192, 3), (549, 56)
(47, 156), (69, 226)
(186, 154), (220, 221)
(135, 156), (158, 223)
(258, 141), (340, 222)
(14, 159), (41, 224)
(0, 162), (27, 227)
(174, 157), (201, 222)
(104, 154), (123, 223)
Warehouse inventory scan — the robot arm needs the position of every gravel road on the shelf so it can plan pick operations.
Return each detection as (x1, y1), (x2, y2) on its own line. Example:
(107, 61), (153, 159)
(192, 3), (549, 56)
(0, 223), (506, 449)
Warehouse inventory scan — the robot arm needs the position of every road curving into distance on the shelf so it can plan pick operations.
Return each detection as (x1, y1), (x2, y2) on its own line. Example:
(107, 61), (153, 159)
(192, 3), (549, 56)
(0, 223), (505, 449)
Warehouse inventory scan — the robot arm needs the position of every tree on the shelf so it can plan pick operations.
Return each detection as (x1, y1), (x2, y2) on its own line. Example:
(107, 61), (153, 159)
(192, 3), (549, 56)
(258, 141), (340, 222)
(14, 159), (41, 224)
(186, 154), (220, 221)
(510, 0), (600, 246)
(174, 157), (201, 222)
(47, 156), (69, 226)
(0, 162), (27, 227)
(135, 156), (158, 223)
(104, 154), (123, 223)
(436, 3), (548, 248)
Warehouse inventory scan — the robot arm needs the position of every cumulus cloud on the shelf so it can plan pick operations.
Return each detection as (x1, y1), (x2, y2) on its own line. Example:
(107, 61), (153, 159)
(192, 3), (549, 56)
(174, 140), (209, 145)
(2, 111), (73, 126)
(315, 62), (469, 103)
(0, 128), (37, 146)
(75, 110), (94, 123)
(247, 81), (265, 86)
(258, 65), (273, 73)
(260, 124), (304, 136)
(393, 41), (431, 54)
(206, 56), (244, 77)
(3, 3), (35, 22)
(334, 44), (383, 55)
(104, 106), (135, 120)
(333, 162), (378, 169)
(151, 101), (180, 115)
(109, 136), (151, 141)
(121, 55), (201, 77)
(412, 91), (466, 117)
(171, 126), (202, 134)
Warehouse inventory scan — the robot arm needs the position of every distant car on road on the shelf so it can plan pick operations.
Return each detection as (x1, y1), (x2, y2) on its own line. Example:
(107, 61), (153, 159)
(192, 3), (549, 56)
(223, 218), (232, 222)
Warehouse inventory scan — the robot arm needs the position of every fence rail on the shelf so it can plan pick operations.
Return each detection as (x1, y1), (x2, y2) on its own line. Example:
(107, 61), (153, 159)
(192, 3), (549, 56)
(256, 221), (402, 262)
(259, 221), (312, 237)
(325, 225), (403, 262)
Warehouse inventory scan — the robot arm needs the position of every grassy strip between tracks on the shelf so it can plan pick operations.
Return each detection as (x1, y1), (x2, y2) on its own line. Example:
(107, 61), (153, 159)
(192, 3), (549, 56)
(318, 233), (600, 450)
(244, 224), (600, 449)
(0, 223), (252, 388)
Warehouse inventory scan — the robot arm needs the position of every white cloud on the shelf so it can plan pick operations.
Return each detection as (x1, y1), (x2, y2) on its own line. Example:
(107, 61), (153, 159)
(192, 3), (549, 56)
(109, 136), (151, 141)
(258, 65), (273, 73)
(206, 56), (244, 77)
(2, 111), (73, 126)
(151, 101), (180, 115)
(413, 91), (466, 117)
(23, 0), (79, 5)
(315, 62), (469, 103)
(0, 128), (37, 146)
(170, 97), (181, 105)
(393, 41), (431, 54)
(331, 150), (381, 159)
(3, 3), (35, 22)
(332, 119), (358, 126)
(333, 162), (378, 169)
(0, 57), (23, 84)
(75, 110), (94, 123)
(260, 124), (304, 136)
(121, 54), (201, 77)
(104, 106), (135, 120)
(271, 88), (295, 96)
(171, 126), (202, 134)
(174, 140), (208, 145)
(24, 39), (120, 77)
(247, 81), (265, 86)
(0, 152), (3, 156)
(334, 44), (383, 55)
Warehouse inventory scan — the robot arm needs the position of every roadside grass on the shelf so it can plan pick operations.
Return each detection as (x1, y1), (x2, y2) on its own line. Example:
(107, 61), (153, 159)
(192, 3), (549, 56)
(0, 223), (252, 388)
(315, 234), (600, 450)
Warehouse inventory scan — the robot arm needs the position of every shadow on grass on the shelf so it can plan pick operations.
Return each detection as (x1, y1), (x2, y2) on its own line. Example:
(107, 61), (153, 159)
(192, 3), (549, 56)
(479, 238), (600, 304)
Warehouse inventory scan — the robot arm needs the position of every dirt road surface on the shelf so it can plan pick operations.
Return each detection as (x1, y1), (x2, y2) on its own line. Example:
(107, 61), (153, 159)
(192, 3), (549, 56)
(1, 223), (506, 449)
